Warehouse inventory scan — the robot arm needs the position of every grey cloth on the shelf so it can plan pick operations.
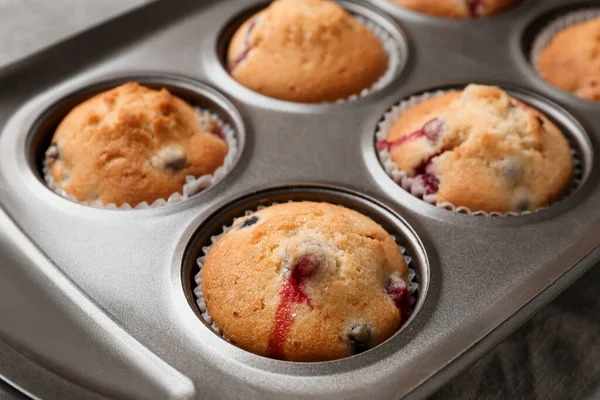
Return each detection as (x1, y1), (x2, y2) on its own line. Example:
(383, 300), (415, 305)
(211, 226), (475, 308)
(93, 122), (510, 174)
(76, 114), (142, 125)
(433, 263), (600, 400)
(0, 381), (27, 400)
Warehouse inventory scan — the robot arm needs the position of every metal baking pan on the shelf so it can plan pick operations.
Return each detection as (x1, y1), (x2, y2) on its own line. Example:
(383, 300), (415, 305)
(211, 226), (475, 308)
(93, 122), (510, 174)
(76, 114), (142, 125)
(1, 0), (599, 399)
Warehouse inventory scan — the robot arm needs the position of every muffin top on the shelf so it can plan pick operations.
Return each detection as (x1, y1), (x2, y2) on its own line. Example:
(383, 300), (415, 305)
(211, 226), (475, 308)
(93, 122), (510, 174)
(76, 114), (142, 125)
(379, 84), (574, 213)
(537, 17), (600, 101)
(393, 0), (519, 19)
(201, 202), (411, 362)
(227, 0), (388, 103)
(46, 82), (228, 206)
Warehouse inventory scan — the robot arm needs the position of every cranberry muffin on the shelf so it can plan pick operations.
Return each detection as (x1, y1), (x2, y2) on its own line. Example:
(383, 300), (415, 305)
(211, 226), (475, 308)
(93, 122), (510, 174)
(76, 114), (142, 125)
(201, 202), (411, 362)
(227, 0), (388, 103)
(537, 17), (600, 102)
(45, 82), (228, 206)
(393, 0), (519, 19)
(378, 84), (573, 213)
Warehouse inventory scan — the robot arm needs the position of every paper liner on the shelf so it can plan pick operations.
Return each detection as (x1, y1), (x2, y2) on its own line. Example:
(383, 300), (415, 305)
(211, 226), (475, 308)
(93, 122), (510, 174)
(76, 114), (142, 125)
(192, 202), (420, 340)
(375, 90), (583, 217)
(43, 108), (238, 210)
(531, 9), (600, 75)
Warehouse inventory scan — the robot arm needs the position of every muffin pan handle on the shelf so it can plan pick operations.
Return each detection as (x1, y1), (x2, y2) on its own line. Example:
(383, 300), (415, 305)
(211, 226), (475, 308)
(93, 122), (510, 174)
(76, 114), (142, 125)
(0, 209), (195, 400)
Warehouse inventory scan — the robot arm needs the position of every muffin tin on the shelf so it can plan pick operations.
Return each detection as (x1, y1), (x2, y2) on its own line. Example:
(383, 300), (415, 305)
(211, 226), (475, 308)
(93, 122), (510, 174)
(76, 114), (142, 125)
(0, 0), (599, 399)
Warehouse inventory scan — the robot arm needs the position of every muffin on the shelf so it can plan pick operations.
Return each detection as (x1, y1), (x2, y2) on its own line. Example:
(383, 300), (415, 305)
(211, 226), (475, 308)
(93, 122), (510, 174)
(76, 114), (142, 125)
(227, 0), (388, 103)
(378, 84), (574, 213)
(537, 17), (600, 101)
(201, 202), (411, 362)
(45, 82), (229, 206)
(392, 0), (519, 19)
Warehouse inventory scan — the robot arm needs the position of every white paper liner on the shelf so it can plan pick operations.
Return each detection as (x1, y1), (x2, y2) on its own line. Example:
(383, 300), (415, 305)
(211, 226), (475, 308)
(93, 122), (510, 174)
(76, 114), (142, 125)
(375, 89), (583, 217)
(192, 202), (420, 340)
(531, 9), (600, 76)
(43, 108), (238, 210)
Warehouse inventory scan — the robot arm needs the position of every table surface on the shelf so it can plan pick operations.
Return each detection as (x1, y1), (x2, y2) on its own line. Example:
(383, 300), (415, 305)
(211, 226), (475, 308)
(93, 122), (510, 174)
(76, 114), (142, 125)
(1, 1), (599, 399)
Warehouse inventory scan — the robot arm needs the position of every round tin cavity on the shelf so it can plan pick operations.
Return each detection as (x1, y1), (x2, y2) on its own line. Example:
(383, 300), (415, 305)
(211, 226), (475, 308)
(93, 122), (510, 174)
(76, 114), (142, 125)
(27, 73), (245, 210)
(380, 0), (529, 20)
(181, 185), (429, 362)
(369, 84), (592, 217)
(522, 5), (600, 103)
(215, 0), (409, 106)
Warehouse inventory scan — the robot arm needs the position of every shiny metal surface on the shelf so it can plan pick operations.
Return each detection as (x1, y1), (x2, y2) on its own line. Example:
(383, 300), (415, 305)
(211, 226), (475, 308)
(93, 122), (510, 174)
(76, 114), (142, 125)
(0, 0), (599, 399)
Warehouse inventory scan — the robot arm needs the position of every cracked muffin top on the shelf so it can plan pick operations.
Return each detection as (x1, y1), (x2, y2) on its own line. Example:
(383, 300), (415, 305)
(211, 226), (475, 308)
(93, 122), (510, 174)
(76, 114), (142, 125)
(201, 202), (411, 362)
(227, 0), (388, 103)
(392, 0), (519, 19)
(45, 82), (228, 206)
(378, 84), (574, 213)
(537, 17), (600, 102)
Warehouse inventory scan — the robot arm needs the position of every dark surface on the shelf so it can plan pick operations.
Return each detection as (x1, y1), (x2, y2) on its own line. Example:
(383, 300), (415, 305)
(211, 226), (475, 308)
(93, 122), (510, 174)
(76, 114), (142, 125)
(0, 381), (28, 400)
(434, 262), (600, 400)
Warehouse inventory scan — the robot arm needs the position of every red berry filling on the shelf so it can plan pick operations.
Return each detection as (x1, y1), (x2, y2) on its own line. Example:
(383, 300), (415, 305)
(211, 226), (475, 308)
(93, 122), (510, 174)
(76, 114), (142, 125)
(267, 253), (320, 359)
(212, 126), (226, 140)
(385, 276), (412, 324)
(466, 0), (485, 18)
(412, 152), (442, 195)
(378, 118), (444, 152)
(46, 143), (60, 163)
(199, 118), (227, 140)
(228, 18), (259, 72)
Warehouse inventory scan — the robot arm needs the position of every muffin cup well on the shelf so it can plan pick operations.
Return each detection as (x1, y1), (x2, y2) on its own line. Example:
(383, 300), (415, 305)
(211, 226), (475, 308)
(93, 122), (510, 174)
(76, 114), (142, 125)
(530, 9), (600, 78)
(43, 109), (238, 210)
(375, 89), (583, 217)
(192, 202), (420, 346)
(222, 1), (407, 105)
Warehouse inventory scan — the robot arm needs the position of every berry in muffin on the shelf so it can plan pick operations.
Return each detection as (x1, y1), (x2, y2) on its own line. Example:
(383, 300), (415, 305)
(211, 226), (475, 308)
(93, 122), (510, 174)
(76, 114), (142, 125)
(392, 0), (519, 19)
(378, 84), (573, 213)
(45, 82), (228, 206)
(537, 17), (600, 102)
(227, 0), (388, 103)
(201, 202), (411, 361)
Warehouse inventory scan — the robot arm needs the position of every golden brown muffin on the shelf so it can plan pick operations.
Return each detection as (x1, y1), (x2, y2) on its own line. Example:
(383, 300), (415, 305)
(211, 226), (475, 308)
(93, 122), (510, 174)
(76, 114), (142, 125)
(201, 202), (411, 362)
(45, 82), (228, 206)
(393, 0), (519, 19)
(537, 17), (600, 101)
(227, 0), (388, 103)
(378, 84), (574, 213)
